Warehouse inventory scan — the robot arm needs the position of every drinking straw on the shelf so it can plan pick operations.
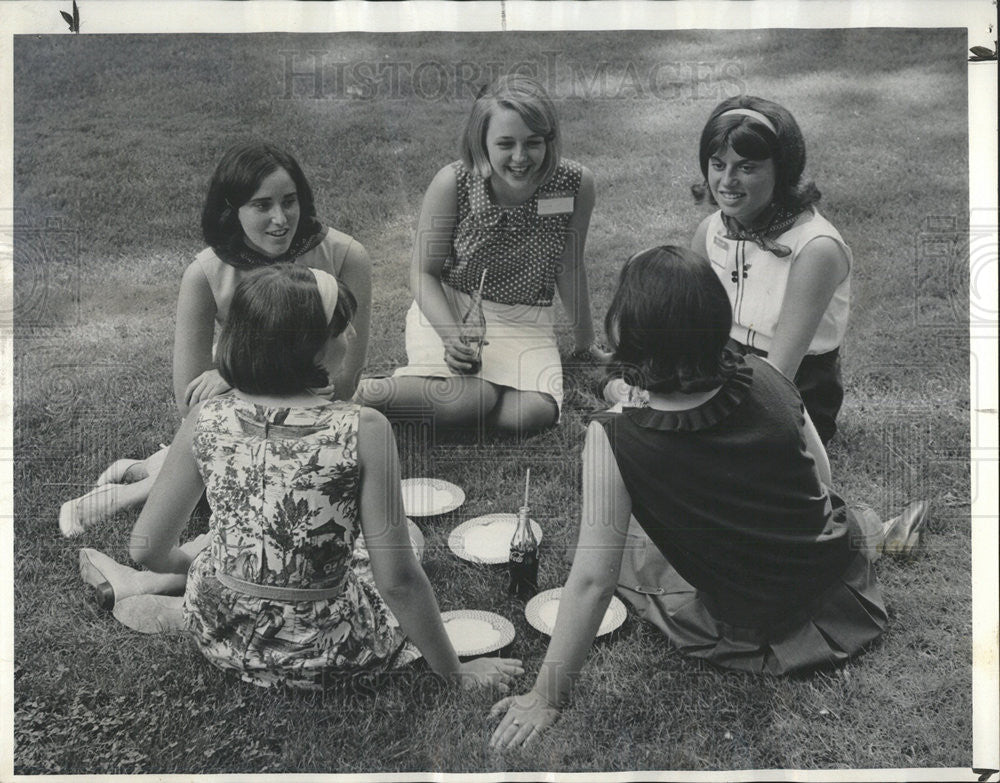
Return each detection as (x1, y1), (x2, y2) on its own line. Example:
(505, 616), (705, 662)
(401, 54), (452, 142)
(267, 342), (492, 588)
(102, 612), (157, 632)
(523, 468), (530, 508)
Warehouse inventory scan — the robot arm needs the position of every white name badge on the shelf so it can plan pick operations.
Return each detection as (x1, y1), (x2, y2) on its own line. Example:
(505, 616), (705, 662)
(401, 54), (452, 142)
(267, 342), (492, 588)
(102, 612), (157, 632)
(713, 234), (729, 250)
(537, 195), (575, 215)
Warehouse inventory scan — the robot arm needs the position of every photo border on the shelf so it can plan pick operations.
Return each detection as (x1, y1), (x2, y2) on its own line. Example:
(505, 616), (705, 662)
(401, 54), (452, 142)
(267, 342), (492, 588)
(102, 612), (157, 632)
(1, 2), (996, 781)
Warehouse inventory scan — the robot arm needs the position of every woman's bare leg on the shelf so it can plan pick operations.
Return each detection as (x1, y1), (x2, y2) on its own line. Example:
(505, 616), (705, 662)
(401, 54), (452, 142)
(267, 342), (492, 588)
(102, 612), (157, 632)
(489, 390), (558, 438)
(357, 375), (500, 429)
(94, 445), (169, 485)
(79, 535), (211, 632)
(60, 477), (158, 537)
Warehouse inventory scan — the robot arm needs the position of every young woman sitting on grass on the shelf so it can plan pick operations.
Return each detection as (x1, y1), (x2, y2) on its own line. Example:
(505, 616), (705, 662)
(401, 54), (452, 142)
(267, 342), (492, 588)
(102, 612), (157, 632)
(691, 95), (851, 445)
(489, 246), (926, 749)
(609, 97), (853, 444)
(357, 74), (607, 437)
(79, 264), (522, 691)
(60, 141), (372, 535)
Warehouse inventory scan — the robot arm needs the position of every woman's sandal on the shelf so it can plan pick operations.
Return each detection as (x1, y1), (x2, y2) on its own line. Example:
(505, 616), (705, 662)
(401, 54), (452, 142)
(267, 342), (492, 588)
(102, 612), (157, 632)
(78, 548), (118, 610)
(880, 500), (930, 557)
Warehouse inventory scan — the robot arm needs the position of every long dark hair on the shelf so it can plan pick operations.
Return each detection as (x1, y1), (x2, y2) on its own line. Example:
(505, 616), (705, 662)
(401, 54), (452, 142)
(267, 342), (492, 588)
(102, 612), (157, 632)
(217, 264), (356, 395)
(605, 246), (737, 394)
(201, 142), (318, 253)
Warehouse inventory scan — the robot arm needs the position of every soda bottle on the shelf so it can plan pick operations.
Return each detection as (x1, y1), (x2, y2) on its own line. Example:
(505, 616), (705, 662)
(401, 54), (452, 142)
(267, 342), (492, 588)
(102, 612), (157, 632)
(508, 469), (539, 600)
(459, 269), (487, 374)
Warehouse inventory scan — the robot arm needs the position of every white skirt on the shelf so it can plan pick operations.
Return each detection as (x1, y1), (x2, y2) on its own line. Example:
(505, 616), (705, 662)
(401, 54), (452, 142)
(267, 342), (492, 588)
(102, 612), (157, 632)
(392, 284), (563, 414)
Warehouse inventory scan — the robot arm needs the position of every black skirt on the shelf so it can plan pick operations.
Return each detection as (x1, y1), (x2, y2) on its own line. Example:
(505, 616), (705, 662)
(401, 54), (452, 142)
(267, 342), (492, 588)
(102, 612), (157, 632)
(728, 339), (844, 444)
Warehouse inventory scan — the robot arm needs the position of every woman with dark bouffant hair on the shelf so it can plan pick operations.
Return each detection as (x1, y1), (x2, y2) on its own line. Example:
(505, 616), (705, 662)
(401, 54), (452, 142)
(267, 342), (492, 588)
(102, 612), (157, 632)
(181, 140), (372, 411)
(690, 96), (849, 444)
(489, 246), (928, 749)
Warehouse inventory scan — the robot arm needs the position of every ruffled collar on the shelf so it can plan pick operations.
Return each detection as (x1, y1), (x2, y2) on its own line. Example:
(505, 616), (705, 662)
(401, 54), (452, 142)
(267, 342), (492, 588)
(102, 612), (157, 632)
(214, 218), (327, 270)
(622, 356), (754, 432)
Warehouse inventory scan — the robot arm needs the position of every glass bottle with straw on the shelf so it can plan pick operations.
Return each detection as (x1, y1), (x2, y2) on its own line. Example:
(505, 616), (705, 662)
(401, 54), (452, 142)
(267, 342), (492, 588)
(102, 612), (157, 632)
(508, 468), (539, 600)
(459, 268), (488, 374)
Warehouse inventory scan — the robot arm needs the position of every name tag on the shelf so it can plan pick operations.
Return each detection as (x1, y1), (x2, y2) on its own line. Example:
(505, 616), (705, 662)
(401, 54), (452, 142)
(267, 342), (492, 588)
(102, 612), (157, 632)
(537, 195), (575, 215)
(713, 234), (729, 250)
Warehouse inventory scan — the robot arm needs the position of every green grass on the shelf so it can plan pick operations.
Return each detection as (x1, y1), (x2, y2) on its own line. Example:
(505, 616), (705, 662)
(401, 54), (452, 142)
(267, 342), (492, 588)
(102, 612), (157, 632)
(12, 29), (973, 773)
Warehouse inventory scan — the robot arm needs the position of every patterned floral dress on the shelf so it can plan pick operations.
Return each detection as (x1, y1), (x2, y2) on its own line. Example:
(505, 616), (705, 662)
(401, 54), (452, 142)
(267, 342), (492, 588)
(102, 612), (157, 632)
(183, 395), (419, 689)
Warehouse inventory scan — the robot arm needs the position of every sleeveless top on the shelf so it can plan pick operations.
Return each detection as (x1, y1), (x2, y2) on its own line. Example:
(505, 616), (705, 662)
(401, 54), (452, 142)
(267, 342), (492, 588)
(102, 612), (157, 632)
(440, 159), (584, 307)
(195, 227), (360, 325)
(703, 209), (851, 355)
(593, 355), (853, 627)
(184, 396), (413, 687)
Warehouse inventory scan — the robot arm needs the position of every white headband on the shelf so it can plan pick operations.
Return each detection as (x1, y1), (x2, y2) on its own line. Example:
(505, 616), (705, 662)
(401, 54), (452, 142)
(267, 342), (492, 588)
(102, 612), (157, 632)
(308, 268), (340, 323)
(720, 108), (777, 135)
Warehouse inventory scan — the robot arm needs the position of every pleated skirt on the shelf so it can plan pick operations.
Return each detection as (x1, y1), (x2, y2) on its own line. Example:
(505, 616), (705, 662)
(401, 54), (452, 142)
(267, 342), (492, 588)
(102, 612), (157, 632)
(615, 517), (888, 675)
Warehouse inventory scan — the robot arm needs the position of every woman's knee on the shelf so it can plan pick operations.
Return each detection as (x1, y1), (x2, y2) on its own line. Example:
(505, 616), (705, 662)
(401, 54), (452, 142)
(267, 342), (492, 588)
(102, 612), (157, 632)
(359, 376), (499, 426)
(491, 392), (558, 436)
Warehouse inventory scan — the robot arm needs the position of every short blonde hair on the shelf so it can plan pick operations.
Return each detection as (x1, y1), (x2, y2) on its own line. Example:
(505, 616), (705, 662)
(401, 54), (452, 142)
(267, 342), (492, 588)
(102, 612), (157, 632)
(460, 74), (561, 183)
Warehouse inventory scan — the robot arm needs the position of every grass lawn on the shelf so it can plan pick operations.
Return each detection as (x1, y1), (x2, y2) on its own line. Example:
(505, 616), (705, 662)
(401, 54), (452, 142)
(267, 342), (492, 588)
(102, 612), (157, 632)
(11, 29), (974, 774)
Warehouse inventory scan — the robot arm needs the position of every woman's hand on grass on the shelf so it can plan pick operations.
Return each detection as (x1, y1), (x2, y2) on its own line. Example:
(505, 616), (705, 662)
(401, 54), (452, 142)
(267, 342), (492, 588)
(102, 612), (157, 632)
(184, 369), (232, 407)
(488, 691), (560, 749)
(457, 657), (524, 691)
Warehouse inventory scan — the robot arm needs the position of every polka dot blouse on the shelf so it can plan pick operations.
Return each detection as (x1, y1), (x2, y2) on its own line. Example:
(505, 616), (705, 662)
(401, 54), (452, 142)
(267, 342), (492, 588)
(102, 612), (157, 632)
(440, 159), (583, 307)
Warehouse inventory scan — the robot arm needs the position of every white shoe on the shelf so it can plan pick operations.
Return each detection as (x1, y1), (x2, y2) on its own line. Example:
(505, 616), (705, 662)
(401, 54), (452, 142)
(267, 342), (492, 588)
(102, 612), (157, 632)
(78, 547), (118, 609)
(880, 500), (930, 557)
(59, 483), (134, 536)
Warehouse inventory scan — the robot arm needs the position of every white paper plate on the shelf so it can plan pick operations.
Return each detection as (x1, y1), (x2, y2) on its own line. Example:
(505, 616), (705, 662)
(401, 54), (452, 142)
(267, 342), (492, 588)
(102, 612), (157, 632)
(524, 588), (627, 637)
(400, 478), (465, 517)
(447, 514), (544, 565)
(440, 609), (515, 657)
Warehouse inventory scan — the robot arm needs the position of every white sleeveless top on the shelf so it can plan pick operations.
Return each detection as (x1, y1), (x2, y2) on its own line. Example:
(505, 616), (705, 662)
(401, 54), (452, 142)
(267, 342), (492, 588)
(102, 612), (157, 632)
(703, 208), (851, 355)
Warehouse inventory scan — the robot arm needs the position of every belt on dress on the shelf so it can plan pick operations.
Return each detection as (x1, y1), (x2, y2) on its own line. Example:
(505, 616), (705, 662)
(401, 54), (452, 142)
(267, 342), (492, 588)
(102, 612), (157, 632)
(216, 571), (347, 601)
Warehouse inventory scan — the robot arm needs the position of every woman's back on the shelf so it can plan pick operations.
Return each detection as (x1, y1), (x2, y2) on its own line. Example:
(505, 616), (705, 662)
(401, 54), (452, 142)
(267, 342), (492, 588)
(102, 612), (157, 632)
(193, 395), (360, 589)
(184, 395), (416, 688)
(595, 354), (853, 626)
